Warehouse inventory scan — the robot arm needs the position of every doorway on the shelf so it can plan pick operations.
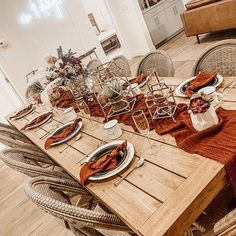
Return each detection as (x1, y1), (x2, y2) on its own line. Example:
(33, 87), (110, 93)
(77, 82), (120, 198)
(0, 67), (23, 123)
(81, 0), (124, 60)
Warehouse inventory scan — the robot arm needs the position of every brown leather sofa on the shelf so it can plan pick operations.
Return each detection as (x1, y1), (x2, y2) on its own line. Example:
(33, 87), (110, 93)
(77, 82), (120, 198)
(181, 0), (236, 43)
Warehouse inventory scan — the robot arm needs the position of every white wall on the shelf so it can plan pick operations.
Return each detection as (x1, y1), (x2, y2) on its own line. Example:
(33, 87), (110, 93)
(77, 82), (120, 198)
(182, 0), (190, 6)
(106, 0), (155, 59)
(0, 0), (107, 97)
(82, 0), (113, 32)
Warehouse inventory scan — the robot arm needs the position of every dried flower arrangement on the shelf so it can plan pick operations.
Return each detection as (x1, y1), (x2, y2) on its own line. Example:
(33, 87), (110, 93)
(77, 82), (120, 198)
(45, 46), (88, 83)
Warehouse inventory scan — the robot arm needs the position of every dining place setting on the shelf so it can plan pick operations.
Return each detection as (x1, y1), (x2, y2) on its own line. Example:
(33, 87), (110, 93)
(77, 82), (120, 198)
(4, 44), (236, 236)
(15, 54), (236, 191)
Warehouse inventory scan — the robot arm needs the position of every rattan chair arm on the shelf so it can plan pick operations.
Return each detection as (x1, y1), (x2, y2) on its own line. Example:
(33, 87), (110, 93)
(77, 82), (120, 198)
(213, 209), (236, 235)
(25, 177), (129, 231)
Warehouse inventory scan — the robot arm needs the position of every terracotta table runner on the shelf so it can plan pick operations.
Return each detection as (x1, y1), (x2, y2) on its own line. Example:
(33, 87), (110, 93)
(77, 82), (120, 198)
(87, 95), (236, 194)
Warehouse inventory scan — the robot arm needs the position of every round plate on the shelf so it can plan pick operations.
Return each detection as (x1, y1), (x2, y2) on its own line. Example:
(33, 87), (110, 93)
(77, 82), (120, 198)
(175, 74), (223, 97)
(85, 140), (135, 181)
(14, 105), (35, 119)
(25, 112), (52, 130)
(48, 121), (83, 146)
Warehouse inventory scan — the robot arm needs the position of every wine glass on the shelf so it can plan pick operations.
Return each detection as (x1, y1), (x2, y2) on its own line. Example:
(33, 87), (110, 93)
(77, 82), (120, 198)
(132, 110), (157, 155)
(77, 99), (95, 131)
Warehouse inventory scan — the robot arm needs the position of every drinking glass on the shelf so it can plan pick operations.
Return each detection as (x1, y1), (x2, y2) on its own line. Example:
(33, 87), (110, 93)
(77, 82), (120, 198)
(52, 107), (65, 128)
(77, 99), (95, 131)
(132, 110), (157, 155)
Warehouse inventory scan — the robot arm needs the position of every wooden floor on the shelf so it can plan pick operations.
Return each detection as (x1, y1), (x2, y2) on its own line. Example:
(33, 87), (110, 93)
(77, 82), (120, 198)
(130, 30), (236, 78)
(1, 30), (236, 236)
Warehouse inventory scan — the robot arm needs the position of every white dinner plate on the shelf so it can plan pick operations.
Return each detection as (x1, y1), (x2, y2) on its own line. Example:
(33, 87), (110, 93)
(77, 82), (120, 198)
(84, 140), (135, 181)
(175, 74), (223, 97)
(13, 105), (35, 119)
(24, 111), (52, 130)
(48, 120), (83, 146)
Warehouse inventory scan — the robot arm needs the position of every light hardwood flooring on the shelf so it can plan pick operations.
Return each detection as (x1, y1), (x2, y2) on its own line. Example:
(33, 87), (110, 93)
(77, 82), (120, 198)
(0, 158), (74, 236)
(130, 30), (236, 78)
(1, 30), (236, 236)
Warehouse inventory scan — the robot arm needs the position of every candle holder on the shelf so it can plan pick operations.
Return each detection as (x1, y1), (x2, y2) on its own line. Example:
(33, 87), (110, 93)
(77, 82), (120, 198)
(146, 81), (177, 122)
(91, 75), (136, 120)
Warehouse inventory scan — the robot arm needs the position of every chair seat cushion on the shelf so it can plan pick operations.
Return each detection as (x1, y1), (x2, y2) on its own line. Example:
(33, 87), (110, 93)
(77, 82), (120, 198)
(185, 0), (221, 10)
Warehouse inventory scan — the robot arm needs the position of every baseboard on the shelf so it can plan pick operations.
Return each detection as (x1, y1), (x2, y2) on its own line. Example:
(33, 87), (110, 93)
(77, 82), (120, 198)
(155, 28), (184, 48)
(127, 45), (156, 59)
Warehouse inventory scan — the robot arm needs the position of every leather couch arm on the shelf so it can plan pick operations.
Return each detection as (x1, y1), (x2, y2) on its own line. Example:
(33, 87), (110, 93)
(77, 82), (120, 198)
(181, 0), (236, 37)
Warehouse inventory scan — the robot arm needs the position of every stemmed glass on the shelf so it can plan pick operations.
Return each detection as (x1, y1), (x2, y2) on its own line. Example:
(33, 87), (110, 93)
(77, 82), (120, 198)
(77, 99), (95, 131)
(132, 110), (157, 155)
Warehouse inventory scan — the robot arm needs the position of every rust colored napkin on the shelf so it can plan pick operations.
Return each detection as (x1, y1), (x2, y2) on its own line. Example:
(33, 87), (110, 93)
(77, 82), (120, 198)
(134, 74), (147, 84)
(53, 88), (78, 112)
(185, 72), (217, 97)
(155, 105), (236, 195)
(21, 112), (52, 130)
(10, 104), (33, 119)
(80, 140), (127, 186)
(44, 118), (82, 149)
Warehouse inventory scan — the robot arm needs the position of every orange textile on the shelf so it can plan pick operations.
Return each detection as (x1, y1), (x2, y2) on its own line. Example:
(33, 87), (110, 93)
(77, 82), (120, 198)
(44, 118), (82, 149)
(80, 141), (127, 186)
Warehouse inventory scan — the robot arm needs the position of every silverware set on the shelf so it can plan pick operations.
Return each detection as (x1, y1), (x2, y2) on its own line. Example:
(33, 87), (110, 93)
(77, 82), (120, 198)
(76, 140), (106, 165)
(59, 133), (82, 153)
(39, 122), (61, 139)
(222, 81), (236, 96)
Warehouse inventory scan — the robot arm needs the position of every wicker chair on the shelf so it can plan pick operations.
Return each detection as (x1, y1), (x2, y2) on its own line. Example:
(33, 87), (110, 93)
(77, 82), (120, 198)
(87, 59), (102, 73)
(108, 56), (132, 77)
(24, 177), (135, 236)
(136, 50), (174, 77)
(186, 184), (236, 236)
(192, 40), (236, 77)
(210, 208), (236, 236)
(0, 148), (71, 179)
(0, 127), (41, 151)
(0, 121), (19, 132)
(0, 122), (30, 140)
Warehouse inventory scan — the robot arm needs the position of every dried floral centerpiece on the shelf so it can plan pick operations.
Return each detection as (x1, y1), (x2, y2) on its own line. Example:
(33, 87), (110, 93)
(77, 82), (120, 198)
(45, 46), (91, 101)
(45, 46), (88, 84)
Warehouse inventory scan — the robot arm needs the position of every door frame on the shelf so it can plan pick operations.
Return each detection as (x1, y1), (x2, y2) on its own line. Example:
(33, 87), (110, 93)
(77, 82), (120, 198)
(0, 66), (23, 107)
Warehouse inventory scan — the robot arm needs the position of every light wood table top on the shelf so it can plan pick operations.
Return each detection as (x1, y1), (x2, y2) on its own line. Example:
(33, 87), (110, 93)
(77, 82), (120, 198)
(7, 77), (236, 236)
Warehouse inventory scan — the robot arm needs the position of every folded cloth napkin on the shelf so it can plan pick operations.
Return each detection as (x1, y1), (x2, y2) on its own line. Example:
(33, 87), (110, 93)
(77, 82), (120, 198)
(21, 112), (52, 130)
(154, 105), (236, 196)
(44, 118), (82, 149)
(185, 72), (217, 97)
(10, 104), (33, 119)
(134, 74), (147, 84)
(54, 88), (78, 112)
(80, 140), (127, 186)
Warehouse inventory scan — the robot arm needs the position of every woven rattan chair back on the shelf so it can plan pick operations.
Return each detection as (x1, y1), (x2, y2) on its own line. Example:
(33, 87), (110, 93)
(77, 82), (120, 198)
(86, 59), (102, 73)
(108, 56), (132, 77)
(25, 177), (132, 234)
(0, 122), (19, 132)
(0, 135), (39, 150)
(136, 50), (174, 77)
(0, 148), (70, 178)
(192, 39), (236, 76)
(0, 127), (40, 150)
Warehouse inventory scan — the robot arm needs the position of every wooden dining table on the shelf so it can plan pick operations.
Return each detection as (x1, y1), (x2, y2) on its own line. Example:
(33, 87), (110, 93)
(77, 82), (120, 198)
(6, 76), (236, 236)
